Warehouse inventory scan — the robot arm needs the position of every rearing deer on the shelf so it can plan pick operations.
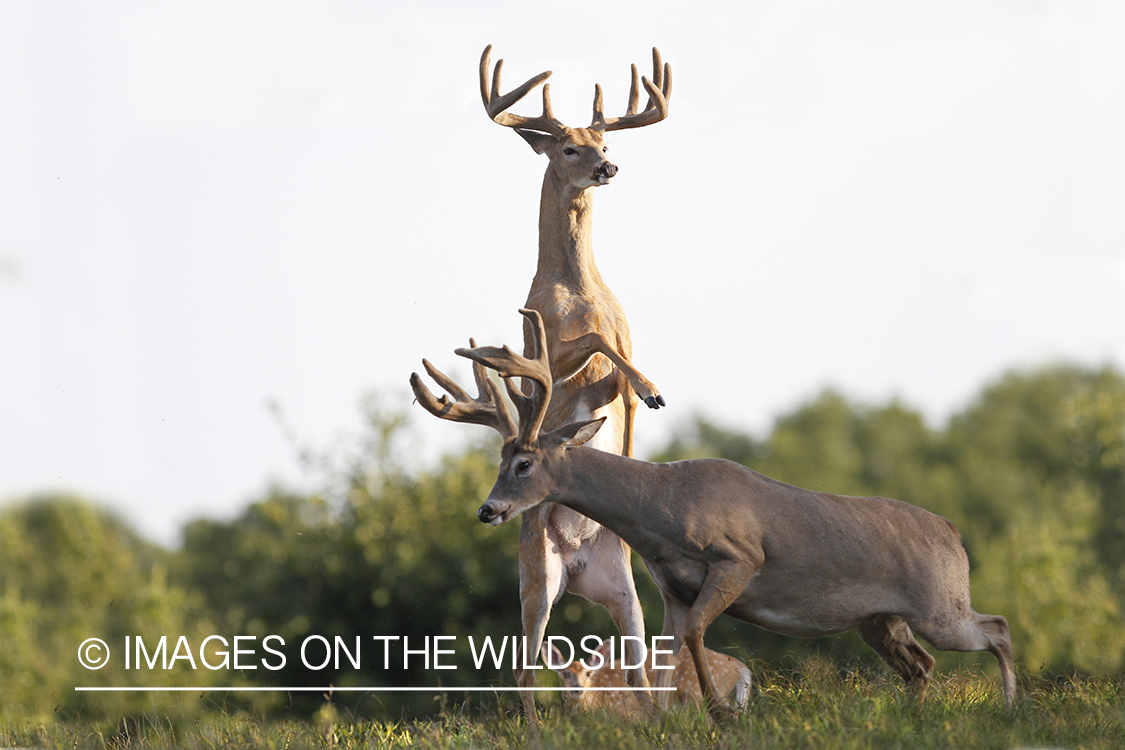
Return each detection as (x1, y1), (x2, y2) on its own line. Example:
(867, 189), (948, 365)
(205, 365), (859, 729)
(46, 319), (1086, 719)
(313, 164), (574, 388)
(411, 309), (1017, 721)
(415, 46), (671, 721)
(478, 44), (670, 436)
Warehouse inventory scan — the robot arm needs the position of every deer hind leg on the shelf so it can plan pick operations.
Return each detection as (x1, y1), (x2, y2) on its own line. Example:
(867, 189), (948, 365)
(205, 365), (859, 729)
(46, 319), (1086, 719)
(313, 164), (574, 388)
(567, 531), (655, 712)
(856, 614), (935, 700)
(682, 561), (758, 721)
(915, 612), (1016, 707)
(515, 511), (567, 725)
(977, 614), (1016, 707)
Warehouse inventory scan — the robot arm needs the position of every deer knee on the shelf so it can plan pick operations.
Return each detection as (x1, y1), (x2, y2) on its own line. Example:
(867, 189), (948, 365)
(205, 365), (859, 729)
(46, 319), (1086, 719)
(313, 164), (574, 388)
(515, 664), (537, 689)
(982, 615), (1014, 667)
(680, 628), (708, 661)
(977, 614), (1011, 646)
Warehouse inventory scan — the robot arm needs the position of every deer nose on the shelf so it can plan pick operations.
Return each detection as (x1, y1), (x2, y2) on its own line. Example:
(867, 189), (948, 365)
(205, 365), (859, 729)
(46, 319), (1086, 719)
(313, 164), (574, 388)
(477, 504), (495, 524)
(598, 162), (619, 178)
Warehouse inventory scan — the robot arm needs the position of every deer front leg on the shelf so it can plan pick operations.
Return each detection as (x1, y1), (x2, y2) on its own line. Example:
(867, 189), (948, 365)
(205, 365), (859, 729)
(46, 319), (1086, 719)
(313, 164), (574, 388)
(653, 592), (689, 709)
(618, 376), (638, 458)
(567, 531), (656, 714)
(549, 332), (665, 409)
(515, 510), (567, 726)
(855, 615), (935, 702)
(682, 561), (758, 721)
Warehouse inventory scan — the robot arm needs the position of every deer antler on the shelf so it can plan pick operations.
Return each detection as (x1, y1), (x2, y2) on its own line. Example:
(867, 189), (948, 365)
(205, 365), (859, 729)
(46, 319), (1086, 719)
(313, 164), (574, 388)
(410, 338), (517, 440)
(480, 45), (568, 138)
(456, 309), (553, 445)
(591, 47), (672, 132)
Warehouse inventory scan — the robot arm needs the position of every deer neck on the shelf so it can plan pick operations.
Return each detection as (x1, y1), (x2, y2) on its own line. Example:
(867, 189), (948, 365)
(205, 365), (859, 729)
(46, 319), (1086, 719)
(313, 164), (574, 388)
(533, 171), (605, 293)
(552, 449), (654, 548)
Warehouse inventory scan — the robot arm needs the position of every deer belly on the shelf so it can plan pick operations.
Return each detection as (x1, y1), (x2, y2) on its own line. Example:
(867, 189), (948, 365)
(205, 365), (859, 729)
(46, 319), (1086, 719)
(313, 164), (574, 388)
(737, 605), (853, 638)
(651, 559), (863, 638)
(731, 580), (900, 638)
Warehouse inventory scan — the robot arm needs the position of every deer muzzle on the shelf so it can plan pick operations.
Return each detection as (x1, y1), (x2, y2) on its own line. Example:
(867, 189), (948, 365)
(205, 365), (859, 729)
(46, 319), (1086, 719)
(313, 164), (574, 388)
(477, 501), (508, 526)
(596, 161), (619, 184)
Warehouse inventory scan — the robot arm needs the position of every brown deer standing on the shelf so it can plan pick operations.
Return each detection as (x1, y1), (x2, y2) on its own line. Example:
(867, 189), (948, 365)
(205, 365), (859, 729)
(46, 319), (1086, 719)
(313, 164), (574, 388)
(410, 309), (1017, 721)
(547, 639), (751, 718)
(413, 46), (672, 721)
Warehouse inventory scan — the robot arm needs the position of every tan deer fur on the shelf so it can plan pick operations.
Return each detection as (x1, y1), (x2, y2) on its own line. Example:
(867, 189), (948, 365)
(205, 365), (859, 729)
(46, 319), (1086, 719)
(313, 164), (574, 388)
(411, 309), (1018, 721)
(547, 639), (750, 718)
(456, 45), (672, 722)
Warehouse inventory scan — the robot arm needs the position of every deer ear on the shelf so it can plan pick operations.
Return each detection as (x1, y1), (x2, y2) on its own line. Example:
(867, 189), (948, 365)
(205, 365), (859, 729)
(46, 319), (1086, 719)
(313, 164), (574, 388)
(545, 417), (606, 449)
(515, 128), (557, 155)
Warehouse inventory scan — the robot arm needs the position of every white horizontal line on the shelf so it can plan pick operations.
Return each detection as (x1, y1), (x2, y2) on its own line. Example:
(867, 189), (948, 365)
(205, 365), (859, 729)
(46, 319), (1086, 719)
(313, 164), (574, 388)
(75, 686), (678, 693)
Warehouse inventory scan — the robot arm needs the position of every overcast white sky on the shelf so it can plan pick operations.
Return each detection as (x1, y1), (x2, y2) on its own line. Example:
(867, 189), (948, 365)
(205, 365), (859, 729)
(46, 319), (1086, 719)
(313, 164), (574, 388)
(2, 1), (1123, 546)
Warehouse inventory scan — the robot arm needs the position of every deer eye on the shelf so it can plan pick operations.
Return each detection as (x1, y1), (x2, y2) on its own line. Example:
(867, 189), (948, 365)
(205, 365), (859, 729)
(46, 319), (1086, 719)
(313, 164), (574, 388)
(602, 146), (608, 153)
(516, 459), (532, 475)
(562, 147), (577, 156)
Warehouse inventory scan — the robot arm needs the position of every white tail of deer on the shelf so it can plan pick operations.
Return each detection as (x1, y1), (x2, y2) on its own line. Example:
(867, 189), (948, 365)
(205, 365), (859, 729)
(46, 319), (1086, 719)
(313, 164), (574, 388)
(411, 309), (1018, 721)
(547, 639), (750, 718)
(412, 45), (672, 723)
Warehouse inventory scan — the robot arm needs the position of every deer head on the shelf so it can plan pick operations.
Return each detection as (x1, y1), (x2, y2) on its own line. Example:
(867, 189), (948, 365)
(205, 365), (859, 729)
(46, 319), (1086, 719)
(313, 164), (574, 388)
(480, 45), (672, 189)
(409, 308), (606, 526)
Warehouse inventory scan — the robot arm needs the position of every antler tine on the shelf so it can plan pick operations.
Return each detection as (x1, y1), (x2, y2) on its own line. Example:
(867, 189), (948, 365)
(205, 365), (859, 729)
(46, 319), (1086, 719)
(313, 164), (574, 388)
(480, 44), (566, 137)
(591, 84), (607, 131)
(593, 47), (673, 132)
(645, 48), (667, 110)
(456, 309), (553, 444)
(626, 64), (640, 116)
(409, 340), (517, 439)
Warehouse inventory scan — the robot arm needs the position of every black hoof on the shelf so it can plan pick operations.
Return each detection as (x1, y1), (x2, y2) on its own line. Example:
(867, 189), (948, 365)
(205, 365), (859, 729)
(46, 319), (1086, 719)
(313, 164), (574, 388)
(644, 395), (666, 409)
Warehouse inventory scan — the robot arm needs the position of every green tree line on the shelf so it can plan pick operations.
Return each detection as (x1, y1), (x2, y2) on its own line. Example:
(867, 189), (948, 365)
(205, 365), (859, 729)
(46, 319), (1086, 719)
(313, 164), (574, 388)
(2, 364), (1123, 720)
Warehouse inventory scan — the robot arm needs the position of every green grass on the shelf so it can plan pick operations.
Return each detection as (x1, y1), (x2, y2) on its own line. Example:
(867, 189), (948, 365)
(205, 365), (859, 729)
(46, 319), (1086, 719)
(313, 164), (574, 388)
(4, 663), (1122, 749)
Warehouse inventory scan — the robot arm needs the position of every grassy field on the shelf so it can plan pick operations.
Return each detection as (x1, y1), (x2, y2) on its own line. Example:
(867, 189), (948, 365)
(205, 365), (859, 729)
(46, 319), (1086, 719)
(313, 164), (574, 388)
(4, 662), (1122, 749)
